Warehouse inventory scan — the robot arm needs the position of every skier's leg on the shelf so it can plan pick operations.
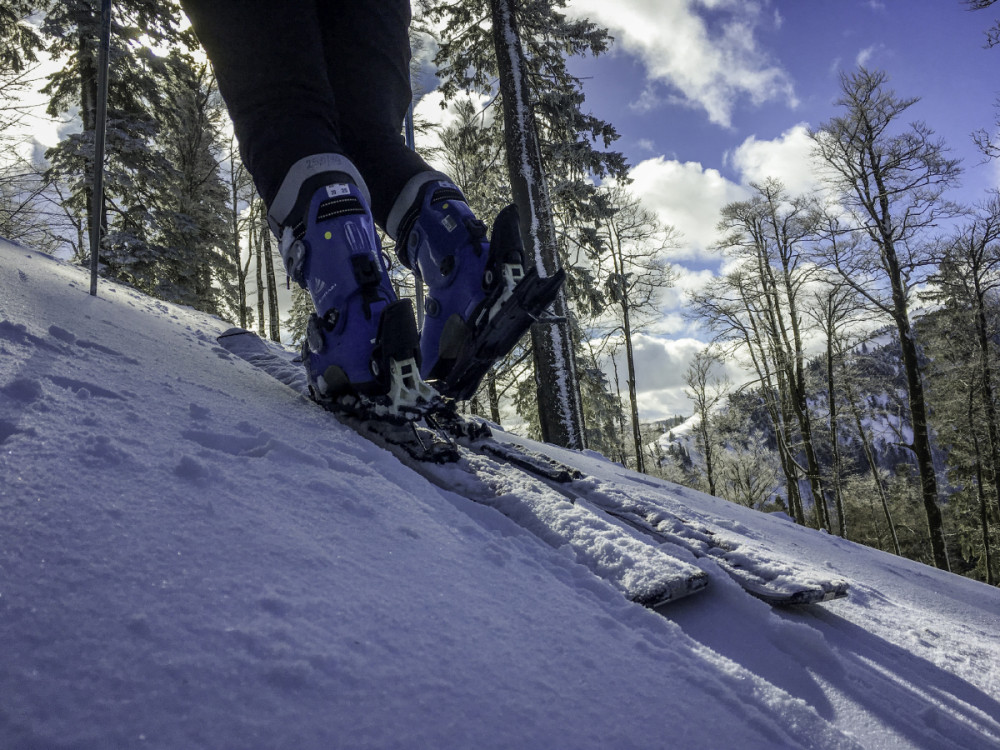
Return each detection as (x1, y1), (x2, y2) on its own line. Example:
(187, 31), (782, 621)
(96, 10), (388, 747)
(315, 1), (530, 390)
(274, 175), (425, 406)
(182, 0), (426, 407)
(314, 0), (435, 228)
(179, 0), (347, 206)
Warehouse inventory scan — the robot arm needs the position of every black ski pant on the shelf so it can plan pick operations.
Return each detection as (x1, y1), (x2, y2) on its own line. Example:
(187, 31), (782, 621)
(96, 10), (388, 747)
(180, 0), (433, 230)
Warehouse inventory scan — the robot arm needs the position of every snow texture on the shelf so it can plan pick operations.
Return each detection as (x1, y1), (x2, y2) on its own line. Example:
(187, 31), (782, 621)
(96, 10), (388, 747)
(1, 238), (1000, 749)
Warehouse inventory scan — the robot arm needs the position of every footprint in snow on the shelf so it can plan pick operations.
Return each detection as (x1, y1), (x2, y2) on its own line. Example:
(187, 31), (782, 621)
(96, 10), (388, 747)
(181, 428), (327, 468)
(1, 376), (43, 403)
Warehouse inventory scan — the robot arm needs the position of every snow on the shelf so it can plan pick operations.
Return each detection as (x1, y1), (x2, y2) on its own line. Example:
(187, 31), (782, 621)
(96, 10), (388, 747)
(1, 238), (1000, 750)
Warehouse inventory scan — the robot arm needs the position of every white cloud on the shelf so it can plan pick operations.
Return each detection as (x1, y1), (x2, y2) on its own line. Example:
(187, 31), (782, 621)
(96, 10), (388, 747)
(613, 334), (706, 418)
(566, 0), (796, 127)
(627, 156), (746, 259)
(727, 123), (820, 196)
(629, 85), (667, 114)
(617, 127), (849, 417)
(856, 44), (881, 68)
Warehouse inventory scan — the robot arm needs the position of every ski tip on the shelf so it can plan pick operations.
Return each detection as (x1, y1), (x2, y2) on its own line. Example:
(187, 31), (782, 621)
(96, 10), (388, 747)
(638, 571), (711, 609)
(751, 581), (850, 607)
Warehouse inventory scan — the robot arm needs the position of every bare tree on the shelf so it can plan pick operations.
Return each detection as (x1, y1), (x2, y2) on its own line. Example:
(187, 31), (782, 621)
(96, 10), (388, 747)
(716, 179), (831, 527)
(811, 67), (961, 570)
(683, 348), (729, 496)
(965, 0), (1000, 48)
(595, 184), (677, 473)
(690, 180), (838, 526)
(715, 421), (781, 511)
(806, 281), (860, 538)
(222, 133), (257, 329)
(690, 270), (806, 524)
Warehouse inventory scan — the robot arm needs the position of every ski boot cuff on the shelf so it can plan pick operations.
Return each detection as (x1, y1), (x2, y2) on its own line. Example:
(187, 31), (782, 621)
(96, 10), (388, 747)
(385, 171), (455, 245)
(267, 153), (370, 236)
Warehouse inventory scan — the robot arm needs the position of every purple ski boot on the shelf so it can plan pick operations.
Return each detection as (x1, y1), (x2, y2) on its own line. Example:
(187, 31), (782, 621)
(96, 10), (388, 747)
(394, 179), (564, 401)
(273, 165), (436, 417)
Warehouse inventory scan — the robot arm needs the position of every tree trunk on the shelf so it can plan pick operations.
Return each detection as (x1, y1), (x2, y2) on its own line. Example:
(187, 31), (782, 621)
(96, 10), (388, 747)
(696, 408), (716, 497)
(622, 314), (645, 474)
(969, 386), (997, 585)
(488, 372), (501, 425)
(490, 0), (584, 450)
(78, 29), (104, 269)
(261, 211), (280, 342)
(230, 168), (248, 329)
(763, 246), (829, 529)
(758, 378), (804, 524)
(254, 204), (265, 337)
(842, 349), (901, 556)
(867, 132), (949, 570)
(826, 331), (847, 538)
(893, 292), (949, 570)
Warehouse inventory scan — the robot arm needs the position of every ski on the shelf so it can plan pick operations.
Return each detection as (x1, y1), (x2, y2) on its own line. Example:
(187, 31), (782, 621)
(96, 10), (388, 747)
(448, 437), (849, 606)
(217, 328), (708, 608)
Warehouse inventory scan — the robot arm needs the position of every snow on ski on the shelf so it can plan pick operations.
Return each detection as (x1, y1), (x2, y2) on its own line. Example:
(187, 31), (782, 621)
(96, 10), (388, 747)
(217, 328), (708, 607)
(468, 441), (849, 606)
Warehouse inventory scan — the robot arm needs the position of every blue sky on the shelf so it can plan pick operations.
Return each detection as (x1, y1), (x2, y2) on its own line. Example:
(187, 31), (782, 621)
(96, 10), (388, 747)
(485, 0), (1000, 419)
(567, 0), (997, 203)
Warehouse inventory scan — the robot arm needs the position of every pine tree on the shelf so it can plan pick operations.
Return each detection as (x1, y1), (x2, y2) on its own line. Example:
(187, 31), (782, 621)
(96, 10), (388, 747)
(146, 52), (236, 318)
(40, 0), (192, 264)
(0, 3), (57, 252)
(924, 199), (1000, 583)
(0, 1), (43, 75)
(287, 286), (313, 347)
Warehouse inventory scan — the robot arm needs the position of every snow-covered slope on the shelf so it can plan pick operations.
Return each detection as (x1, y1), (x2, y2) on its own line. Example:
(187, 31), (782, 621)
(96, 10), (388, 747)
(1, 239), (999, 750)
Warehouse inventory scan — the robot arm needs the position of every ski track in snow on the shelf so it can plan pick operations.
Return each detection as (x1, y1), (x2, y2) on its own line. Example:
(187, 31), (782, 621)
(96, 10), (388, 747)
(1, 240), (1000, 749)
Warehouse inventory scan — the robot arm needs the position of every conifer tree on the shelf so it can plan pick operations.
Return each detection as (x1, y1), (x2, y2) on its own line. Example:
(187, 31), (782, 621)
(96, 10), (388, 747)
(147, 52), (236, 317)
(925, 198), (1000, 583)
(0, 2), (42, 75)
(0, 3), (56, 251)
(40, 0), (191, 263)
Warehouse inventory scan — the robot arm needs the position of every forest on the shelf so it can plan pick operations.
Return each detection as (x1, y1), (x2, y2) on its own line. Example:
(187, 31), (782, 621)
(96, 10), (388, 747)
(1, 0), (998, 586)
